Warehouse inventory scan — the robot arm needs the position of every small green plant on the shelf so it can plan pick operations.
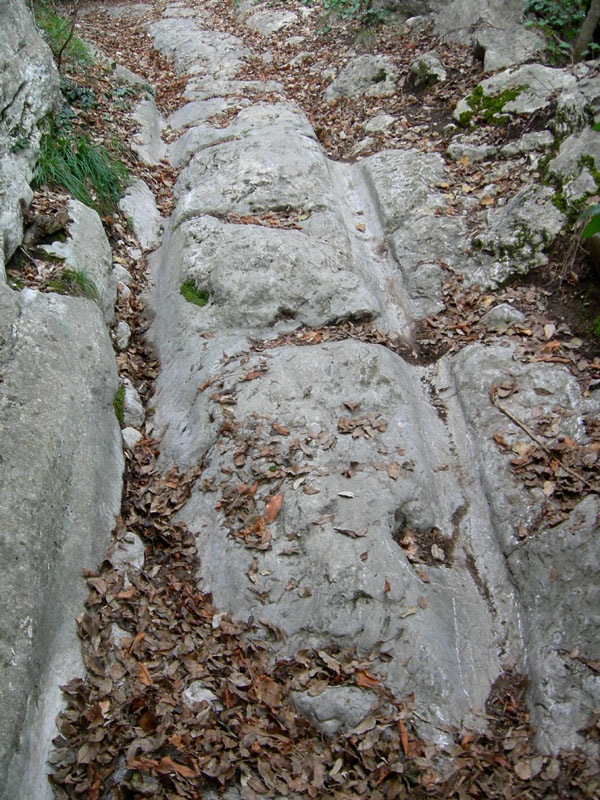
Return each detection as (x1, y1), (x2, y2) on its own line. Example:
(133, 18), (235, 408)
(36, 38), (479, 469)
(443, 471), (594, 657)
(10, 136), (30, 153)
(180, 280), (209, 306)
(113, 385), (125, 426)
(60, 77), (97, 110)
(321, 0), (389, 27)
(34, 127), (128, 214)
(48, 268), (99, 300)
(34, 1), (92, 70)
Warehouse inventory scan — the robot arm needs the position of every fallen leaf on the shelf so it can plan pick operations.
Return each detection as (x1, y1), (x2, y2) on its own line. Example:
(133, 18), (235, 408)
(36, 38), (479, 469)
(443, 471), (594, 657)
(137, 662), (152, 686)
(549, 565), (558, 582)
(355, 670), (380, 688)
(401, 606), (418, 618)
(264, 493), (284, 523)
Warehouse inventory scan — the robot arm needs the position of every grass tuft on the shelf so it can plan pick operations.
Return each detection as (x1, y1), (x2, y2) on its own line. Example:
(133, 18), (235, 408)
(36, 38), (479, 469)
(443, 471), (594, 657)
(48, 268), (99, 301)
(34, 129), (128, 215)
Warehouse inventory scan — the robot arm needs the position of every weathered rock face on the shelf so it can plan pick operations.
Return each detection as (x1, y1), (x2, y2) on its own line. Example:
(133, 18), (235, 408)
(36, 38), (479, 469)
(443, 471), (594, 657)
(0, 0), (60, 260)
(146, 2), (600, 759)
(0, 3), (124, 795)
(0, 283), (123, 799)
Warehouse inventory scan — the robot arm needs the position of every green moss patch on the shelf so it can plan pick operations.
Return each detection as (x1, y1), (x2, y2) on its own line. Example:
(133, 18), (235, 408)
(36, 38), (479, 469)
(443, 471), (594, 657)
(458, 85), (525, 128)
(180, 280), (209, 306)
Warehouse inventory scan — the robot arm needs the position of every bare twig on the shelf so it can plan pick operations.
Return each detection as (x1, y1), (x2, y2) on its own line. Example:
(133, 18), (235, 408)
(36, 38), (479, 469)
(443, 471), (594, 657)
(490, 388), (597, 491)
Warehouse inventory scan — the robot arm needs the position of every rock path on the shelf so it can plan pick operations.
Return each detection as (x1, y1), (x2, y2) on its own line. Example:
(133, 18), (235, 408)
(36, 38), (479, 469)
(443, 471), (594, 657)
(1, 1), (599, 797)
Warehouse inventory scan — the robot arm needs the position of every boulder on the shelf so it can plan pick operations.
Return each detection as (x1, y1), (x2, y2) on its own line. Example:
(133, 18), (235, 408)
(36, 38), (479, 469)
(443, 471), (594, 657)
(324, 56), (398, 101)
(41, 199), (118, 326)
(0, 283), (123, 798)
(119, 177), (163, 251)
(405, 52), (446, 93)
(0, 0), (60, 261)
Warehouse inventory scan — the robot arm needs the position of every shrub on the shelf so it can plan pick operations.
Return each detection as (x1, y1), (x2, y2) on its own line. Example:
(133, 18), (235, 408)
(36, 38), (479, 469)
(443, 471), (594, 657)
(34, 1), (93, 70)
(524, 0), (599, 63)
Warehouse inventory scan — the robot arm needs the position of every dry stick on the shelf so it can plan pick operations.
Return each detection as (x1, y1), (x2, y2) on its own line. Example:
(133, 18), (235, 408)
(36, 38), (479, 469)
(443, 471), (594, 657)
(491, 394), (597, 491)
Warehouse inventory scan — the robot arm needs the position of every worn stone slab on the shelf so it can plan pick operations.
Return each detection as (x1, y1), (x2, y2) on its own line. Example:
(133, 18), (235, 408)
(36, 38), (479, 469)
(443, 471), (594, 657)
(508, 496), (600, 755)
(183, 77), (285, 101)
(244, 8), (297, 36)
(148, 18), (249, 77)
(172, 104), (347, 246)
(360, 149), (446, 234)
(0, 284), (123, 798)
(451, 343), (596, 552)
(166, 340), (504, 733)
(155, 214), (379, 333)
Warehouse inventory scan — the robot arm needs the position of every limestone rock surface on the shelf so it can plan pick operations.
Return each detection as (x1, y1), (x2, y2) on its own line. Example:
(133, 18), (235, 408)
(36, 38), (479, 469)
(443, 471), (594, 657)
(0, 285), (123, 798)
(0, 0), (60, 260)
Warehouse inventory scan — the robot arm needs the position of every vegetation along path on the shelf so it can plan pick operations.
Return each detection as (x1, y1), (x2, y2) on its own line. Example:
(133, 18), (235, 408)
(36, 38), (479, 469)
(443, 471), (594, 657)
(2, 1), (600, 798)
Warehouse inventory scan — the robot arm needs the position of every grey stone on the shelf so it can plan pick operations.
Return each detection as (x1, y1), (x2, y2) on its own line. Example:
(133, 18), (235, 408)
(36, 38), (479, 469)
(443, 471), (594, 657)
(182, 682), (223, 711)
(446, 135), (499, 162)
(0, 284), (122, 798)
(508, 496), (600, 755)
(390, 215), (471, 316)
(245, 8), (297, 36)
(168, 97), (248, 130)
(148, 18), (249, 77)
(363, 113), (396, 134)
(41, 199), (117, 326)
(0, 0), (60, 261)
(114, 320), (132, 350)
(433, 0), (545, 71)
(183, 78), (284, 102)
(564, 169), (598, 203)
(359, 149), (446, 234)
(113, 264), (133, 286)
(105, 3), (152, 19)
(153, 215), (378, 336)
(405, 52), (446, 93)
(110, 532), (145, 575)
(172, 104), (347, 246)
(292, 687), (378, 735)
(481, 303), (527, 332)
(123, 379), (145, 427)
(454, 65), (577, 125)
(451, 343), (593, 552)
(324, 56), (398, 101)
(131, 98), (167, 166)
(547, 126), (600, 184)
(151, 332), (509, 735)
(500, 130), (554, 159)
(471, 185), (565, 285)
(122, 427), (144, 450)
(119, 178), (163, 251)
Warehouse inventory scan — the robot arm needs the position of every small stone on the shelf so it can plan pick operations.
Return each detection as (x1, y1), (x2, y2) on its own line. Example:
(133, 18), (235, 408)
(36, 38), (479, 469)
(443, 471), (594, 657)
(123, 379), (145, 427)
(364, 114), (395, 134)
(481, 303), (527, 332)
(405, 52), (446, 93)
(183, 682), (224, 711)
(111, 532), (145, 574)
(122, 427), (143, 450)
(113, 264), (133, 285)
(114, 320), (131, 351)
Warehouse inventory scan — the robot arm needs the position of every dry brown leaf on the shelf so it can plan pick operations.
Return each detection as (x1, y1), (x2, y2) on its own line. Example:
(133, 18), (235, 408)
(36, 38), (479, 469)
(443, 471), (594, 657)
(264, 492), (284, 523)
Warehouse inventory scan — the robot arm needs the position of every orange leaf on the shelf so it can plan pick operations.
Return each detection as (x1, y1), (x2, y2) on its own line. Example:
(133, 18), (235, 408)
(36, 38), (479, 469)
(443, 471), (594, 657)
(398, 719), (409, 755)
(272, 423), (290, 436)
(137, 662), (152, 686)
(158, 755), (198, 778)
(264, 493), (283, 523)
(244, 370), (262, 381)
(355, 669), (379, 688)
